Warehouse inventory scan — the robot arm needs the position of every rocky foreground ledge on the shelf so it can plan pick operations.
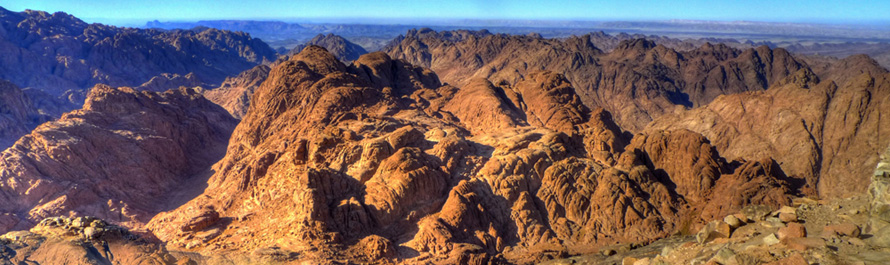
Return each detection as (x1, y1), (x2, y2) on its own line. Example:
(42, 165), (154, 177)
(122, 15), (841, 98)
(0, 216), (182, 264)
(546, 147), (890, 265)
(543, 196), (889, 265)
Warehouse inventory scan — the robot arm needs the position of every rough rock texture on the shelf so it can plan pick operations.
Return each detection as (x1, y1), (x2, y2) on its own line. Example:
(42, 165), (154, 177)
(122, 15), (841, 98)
(137, 73), (204, 92)
(204, 65), (271, 119)
(0, 7), (277, 97)
(385, 29), (806, 131)
(0, 85), (237, 234)
(0, 79), (49, 149)
(869, 145), (890, 247)
(0, 216), (178, 265)
(148, 47), (800, 264)
(290, 33), (369, 62)
(647, 69), (890, 198)
(545, 195), (890, 265)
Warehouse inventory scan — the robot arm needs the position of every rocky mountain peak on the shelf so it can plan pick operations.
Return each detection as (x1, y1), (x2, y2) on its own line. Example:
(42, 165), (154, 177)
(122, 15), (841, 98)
(290, 33), (368, 62)
(615, 38), (657, 52)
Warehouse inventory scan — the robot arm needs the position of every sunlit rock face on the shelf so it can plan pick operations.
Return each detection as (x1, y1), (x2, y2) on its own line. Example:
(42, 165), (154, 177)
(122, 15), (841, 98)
(147, 46), (825, 264)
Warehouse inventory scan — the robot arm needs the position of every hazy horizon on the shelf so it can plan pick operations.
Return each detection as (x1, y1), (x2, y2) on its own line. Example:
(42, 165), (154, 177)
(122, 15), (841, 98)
(5, 0), (890, 28)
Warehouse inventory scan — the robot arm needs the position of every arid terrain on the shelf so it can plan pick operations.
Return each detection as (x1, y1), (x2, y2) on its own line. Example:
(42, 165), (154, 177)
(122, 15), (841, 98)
(0, 5), (889, 265)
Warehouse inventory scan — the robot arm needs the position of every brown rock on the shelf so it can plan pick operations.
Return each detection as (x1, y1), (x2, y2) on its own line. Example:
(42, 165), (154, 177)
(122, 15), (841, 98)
(179, 206), (220, 232)
(622, 130), (725, 204)
(778, 212), (798, 223)
(777, 222), (806, 240)
(512, 71), (590, 132)
(823, 223), (861, 238)
(783, 237), (825, 251)
(647, 70), (890, 198)
(697, 221), (732, 244)
(775, 206), (797, 215)
(723, 214), (742, 228)
(633, 257), (651, 265)
(763, 233), (781, 246)
(699, 158), (794, 221)
(442, 78), (525, 135)
(177, 257), (198, 265)
(359, 234), (397, 259)
(733, 213), (750, 223)
(622, 257), (639, 265)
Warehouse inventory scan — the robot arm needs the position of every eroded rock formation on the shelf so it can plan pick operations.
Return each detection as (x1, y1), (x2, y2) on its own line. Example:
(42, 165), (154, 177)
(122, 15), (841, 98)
(647, 68), (890, 198)
(0, 85), (236, 233)
(0, 216), (178, 265)
(148, 46), (801, 264)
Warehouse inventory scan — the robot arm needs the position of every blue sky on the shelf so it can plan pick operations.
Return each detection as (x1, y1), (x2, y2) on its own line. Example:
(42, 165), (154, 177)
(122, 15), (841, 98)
(3, 0), (888, 25)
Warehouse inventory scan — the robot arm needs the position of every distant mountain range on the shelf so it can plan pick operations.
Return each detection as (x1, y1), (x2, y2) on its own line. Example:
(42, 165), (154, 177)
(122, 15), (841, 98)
(145, 19), (890, 69)
(0, 7), (277, 97)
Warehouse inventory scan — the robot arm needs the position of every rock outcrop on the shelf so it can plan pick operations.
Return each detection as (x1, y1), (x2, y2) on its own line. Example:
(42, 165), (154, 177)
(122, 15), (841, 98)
(0, 216), (179, 264)
(545, 195), (890, 265)
(148, 46), (800, 264)
(647, 69), (890, 198)
(385, 29), (806, 131)
(0, 7), (277, 97)
(0, 85), (237, 234)
(290, 33), (369, 62)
